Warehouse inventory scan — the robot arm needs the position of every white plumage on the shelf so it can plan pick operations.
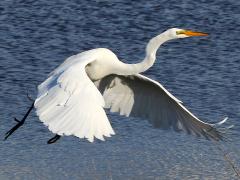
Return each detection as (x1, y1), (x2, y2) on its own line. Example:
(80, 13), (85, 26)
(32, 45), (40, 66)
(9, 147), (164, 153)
(34, 28), (225, 142)
(35, 51), (115, 142)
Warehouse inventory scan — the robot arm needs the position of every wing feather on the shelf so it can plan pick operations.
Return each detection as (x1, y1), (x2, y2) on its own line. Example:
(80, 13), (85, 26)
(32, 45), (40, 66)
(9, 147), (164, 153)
(95, 74), (223, 140)
(35, 51), (115, 142)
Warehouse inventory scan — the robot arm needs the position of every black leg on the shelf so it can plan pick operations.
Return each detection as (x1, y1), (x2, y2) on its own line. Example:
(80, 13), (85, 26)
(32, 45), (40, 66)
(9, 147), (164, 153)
(4, 102), (35, 140)
(47, 134), (61, 144)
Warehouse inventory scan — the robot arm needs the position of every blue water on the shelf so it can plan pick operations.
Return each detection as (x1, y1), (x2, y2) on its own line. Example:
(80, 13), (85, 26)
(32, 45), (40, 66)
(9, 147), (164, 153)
(1, 0), (240, 179)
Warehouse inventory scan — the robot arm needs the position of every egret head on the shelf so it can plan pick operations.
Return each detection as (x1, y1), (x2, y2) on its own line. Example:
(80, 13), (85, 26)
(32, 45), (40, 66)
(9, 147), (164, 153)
(166, 28), (208, 39)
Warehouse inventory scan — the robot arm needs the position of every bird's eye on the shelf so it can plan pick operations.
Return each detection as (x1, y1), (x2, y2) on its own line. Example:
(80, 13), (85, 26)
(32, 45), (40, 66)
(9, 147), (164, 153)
(176, 30), (185, 35)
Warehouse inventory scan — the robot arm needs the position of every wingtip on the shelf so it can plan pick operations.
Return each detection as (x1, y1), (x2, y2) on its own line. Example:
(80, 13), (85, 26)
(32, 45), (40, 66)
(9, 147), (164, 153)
(218, 117), (228, 125)
(213, 117), (228, 126)
(210, 117), (234, 142)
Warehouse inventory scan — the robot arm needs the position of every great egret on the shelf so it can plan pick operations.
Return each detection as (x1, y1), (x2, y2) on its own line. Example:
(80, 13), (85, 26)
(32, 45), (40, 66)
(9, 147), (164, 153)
(5, 28), (227, 144)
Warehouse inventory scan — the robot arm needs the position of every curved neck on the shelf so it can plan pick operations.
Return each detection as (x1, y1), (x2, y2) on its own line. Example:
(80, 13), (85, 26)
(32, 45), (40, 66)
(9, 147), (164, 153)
(116, 31), (174, 75)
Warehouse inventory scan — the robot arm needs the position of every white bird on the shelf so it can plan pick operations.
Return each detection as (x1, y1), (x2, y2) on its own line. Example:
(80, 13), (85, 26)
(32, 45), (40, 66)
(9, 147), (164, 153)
(5, 28), (227, 143)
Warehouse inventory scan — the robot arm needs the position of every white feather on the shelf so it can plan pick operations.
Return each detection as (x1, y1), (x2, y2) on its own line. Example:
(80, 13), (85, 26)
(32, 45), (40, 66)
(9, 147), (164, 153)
(35, 49), (115, 142)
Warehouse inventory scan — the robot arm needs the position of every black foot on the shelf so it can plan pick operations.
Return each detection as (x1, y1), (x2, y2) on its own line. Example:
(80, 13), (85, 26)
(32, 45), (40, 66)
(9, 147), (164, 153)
(4, 118), (25, 140)
(4, 102), (34, 140)
(47, 135), (61, 144)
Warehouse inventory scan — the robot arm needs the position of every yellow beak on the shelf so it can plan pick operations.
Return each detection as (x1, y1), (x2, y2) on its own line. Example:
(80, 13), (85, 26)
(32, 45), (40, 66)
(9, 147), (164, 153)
(183, 30), (208, 36)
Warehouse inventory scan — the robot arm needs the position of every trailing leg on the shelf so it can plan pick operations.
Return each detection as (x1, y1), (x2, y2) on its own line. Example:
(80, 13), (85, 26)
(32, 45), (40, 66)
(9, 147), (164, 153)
(4, 101), (35, 140)
(47, 134), (61, 144)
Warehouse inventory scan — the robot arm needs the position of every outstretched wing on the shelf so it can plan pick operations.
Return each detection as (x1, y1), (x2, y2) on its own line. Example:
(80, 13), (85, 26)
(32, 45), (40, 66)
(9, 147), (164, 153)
(95, 74), (223, 140)
(34, 51), (114, 142)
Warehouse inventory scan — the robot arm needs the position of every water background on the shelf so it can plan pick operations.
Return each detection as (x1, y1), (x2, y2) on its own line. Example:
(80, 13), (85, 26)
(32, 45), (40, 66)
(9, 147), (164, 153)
(0, 0), (240, 179)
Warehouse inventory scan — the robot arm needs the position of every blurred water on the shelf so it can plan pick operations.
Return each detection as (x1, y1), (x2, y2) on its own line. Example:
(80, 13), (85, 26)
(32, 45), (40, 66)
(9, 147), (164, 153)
(0, 0), (240, 179)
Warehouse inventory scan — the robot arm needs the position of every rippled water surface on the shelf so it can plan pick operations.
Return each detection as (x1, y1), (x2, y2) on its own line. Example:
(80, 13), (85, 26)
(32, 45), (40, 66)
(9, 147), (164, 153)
(1, 0), (240, 179)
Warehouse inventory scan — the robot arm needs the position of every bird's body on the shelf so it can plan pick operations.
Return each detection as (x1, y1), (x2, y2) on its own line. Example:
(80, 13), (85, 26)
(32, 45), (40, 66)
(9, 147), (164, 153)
(85, 48), (120, 80)
(32, 28), (226, 143)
